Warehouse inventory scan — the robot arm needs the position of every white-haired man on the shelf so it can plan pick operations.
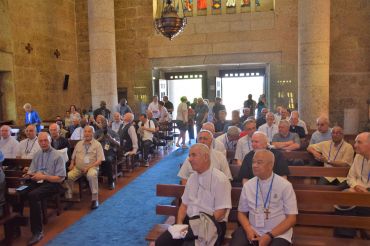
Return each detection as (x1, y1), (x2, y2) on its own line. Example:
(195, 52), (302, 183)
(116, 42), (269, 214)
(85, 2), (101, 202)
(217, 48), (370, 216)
(272, 120), (300, 151)
(310, 116), (332, 145)
(16, 125), (41, 159)
(258, 112), (278, 143)
(235, 119), (256, 165)
(202, 122), (226, 156)
(0, 125), (19, 158)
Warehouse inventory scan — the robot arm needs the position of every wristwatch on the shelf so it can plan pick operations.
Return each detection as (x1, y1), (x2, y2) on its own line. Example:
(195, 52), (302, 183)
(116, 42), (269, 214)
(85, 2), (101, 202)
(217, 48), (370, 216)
(266, 231), (274, 239)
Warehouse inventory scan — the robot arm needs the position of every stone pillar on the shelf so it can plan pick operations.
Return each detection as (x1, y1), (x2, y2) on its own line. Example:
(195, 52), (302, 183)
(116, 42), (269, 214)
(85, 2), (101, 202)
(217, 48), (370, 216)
(298, 0), (330, 129)
(88, 0), (118, 112)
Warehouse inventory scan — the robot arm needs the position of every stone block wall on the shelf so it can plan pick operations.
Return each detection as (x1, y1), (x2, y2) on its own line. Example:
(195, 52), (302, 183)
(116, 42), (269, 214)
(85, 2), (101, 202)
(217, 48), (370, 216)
(330, 0), (370, 130)
(5, 0), (80, 124)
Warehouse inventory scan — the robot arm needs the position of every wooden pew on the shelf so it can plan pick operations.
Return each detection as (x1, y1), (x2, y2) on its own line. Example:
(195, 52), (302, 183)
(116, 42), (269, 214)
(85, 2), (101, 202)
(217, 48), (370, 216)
(229, 164), (350, 190)
(280, 150), (318, 166)
(146, 184), (370, 245)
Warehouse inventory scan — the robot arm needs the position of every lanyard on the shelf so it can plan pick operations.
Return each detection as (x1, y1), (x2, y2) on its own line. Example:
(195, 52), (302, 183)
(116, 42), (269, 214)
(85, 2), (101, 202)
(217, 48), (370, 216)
(328, 141), (344, 162)
(360, 157), (369, 183)
(255, 174), (275, 210)
(246, 138), (251, 151)
(25, 138), (37, 154)
(84, 143), (91, 155)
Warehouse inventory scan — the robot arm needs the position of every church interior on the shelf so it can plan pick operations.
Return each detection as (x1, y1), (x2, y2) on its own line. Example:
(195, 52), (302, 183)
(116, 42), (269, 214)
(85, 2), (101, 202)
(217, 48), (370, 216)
(0, 0), (369, 245)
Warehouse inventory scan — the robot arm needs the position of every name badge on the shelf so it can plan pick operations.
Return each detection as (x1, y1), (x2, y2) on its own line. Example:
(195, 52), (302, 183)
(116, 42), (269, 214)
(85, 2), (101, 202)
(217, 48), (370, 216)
(104, 144), (110, 151)
(255, 212), (265, 228)
(84, 156), (90, 164)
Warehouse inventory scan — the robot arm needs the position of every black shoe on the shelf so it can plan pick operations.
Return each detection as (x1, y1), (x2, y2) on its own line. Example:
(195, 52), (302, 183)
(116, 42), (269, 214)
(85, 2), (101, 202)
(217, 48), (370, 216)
(91, 200), (99, 209)
(108, 182), (115, 190)
(28, 232), (43, 246)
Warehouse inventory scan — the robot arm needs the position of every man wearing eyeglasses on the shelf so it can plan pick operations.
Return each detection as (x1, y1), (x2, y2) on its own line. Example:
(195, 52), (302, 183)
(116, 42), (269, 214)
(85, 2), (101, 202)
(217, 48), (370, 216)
(309, 116), (332, 145)
(231, 149), (297, 246)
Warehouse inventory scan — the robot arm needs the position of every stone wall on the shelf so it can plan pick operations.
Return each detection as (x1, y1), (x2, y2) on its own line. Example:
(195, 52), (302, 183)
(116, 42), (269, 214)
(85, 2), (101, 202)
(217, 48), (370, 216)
(330, 0), (370, 130)
(148, 0), (299, 111)
(6, 0), (80, 124)
(114, 0), (153, 111)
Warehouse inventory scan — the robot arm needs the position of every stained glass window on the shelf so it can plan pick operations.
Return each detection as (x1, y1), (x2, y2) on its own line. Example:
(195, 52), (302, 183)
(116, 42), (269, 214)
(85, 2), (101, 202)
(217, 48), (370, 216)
(212, 0), (221, 9)
(226, 0), (236, 8)
(197, 0), (207, 10)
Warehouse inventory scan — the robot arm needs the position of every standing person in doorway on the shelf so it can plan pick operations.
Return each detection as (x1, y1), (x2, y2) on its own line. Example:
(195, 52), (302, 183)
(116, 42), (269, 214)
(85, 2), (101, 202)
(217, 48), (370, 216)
(243, 94), (257, 117)
(176, 96), (189, 149)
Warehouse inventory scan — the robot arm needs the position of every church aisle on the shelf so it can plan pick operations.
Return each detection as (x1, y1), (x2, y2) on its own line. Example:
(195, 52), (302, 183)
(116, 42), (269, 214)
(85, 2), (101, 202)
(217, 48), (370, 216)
(10, 146), (183, 246)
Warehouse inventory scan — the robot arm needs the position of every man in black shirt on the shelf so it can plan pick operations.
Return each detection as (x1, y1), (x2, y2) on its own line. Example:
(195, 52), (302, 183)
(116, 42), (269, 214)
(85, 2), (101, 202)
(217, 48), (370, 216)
(289, 114), (306, 139)
(162, 96), (174, 114)
(237, 131), (289, 185)
(93, 101), (111, 120)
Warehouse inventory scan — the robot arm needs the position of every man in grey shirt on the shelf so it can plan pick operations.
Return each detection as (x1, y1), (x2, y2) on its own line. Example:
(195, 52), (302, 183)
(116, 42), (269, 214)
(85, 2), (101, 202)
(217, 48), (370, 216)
(23, 132), (66, 245)
(272, 120), (300, 151)
(310, 116), (332, 144)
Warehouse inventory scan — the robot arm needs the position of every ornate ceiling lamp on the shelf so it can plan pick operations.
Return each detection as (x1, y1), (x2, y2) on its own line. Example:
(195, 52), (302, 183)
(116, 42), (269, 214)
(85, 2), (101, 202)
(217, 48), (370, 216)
(154, 0), (187, 40)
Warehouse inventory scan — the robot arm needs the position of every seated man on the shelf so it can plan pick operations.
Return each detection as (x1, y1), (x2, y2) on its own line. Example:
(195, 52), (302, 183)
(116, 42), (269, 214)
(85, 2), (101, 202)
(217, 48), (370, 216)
(272, 120), (301, 151)
(223, 110), (243, 132)
(95, 118), (120, 190)
(230, 149), (298, 246)
(310, 116), (332, 144)
(240, 107), (251, 123)
(215, 110), (228, 133)
(238, 132), (289, 185)
(49, 123), (70, 169)
(178, 130), (232, 185)
(290, 111), (308, 135)
(202, 122), (226, 156)
(70, 117), (88, 140)
(137, 113), (156, 166)
(334, 132), (370, 238)
(118, 112), (138, 155)
(289, 114), (306, 139)
(17, 125), (41, 159)
(156, 143), (232, 246)
(258, 112), (278, 143)
(110, 112), (123, 133)
(65, 126), (105, 209)
(256, 108), (268, 129)
(22, 132), (66, 245)
(235, 119), (256, 165)
(307, 126), (354, 189)
(68, 116), (80, 135)
(216, 126), (240, 153)
(0, 125), (19, 158)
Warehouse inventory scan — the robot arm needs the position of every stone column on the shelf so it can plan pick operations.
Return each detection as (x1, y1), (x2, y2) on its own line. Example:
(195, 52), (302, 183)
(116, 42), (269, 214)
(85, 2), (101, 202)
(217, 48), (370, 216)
(88, 0), (118, 112)
(298, 0), (330, 128)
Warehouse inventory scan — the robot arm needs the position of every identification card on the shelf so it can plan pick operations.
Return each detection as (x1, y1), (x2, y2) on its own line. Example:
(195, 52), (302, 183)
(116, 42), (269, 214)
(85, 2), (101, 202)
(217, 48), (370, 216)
(84, 156), (90, 164)
(104, 144), (110, 151)
(255, 213), (265, 228)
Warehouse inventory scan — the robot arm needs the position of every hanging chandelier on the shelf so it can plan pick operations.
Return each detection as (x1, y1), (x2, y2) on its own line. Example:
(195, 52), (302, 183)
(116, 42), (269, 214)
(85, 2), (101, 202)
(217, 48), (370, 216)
(154, 0), (187, 40)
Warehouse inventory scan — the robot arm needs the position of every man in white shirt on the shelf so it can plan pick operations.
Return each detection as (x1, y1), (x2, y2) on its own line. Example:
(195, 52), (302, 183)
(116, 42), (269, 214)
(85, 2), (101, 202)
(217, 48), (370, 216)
(138, 113), (156, 166)
(230, 149), (298, 246)
(156, 143), (232, 246)
(216, 126), (240, 157)
(110, 112), (123, 133)
(70, 118), (89, 140)
(258, 112), (278, 143)
(0, 125), (19, 158)
(178, 130), (232, 184)
(235, 119), (256, 165)
(16, 125), (41, 159)
(202, 122), (226, 156)
(148, 95), (160, 119)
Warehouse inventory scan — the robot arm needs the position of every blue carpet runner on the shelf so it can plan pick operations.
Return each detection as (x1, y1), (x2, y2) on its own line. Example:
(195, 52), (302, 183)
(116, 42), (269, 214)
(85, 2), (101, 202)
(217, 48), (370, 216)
(48, 148), (189, 246)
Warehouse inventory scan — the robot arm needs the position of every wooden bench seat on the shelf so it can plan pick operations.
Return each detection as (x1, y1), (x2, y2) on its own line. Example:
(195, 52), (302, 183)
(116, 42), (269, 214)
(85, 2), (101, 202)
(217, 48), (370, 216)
(146, 184), (370, 245)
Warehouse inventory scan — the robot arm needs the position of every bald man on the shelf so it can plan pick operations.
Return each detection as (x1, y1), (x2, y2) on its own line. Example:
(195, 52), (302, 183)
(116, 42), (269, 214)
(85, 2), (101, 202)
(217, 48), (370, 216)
(0, 125), (19, 158)
(23, 132), (66, 245)
(307, 126), (354, 188)
(156, 143), (232, 246)
(310, 116), (332, 145)
(202, 122), (226, 156)
(272, 120), (300, 151)
(334, 132), (370, 238)
(235, 119), (257, 165)
(231, 149), (297, 246)
(16, 125), (41, 159)
(238, 132), (289, 185)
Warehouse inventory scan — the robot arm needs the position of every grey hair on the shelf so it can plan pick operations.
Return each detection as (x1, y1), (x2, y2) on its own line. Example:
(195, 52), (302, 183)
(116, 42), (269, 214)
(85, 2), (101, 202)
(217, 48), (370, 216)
(227, 126), (241, 137)
(254, 149), (275, 166)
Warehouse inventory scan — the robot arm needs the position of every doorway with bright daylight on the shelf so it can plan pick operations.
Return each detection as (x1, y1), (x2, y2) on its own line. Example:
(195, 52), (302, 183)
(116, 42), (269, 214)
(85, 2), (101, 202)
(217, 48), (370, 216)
(158, 69), (265, 120)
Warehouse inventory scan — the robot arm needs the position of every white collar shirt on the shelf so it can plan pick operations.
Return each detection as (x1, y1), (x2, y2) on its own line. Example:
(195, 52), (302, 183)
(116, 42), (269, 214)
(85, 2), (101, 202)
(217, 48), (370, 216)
(216, 133), (238, 152)
(182, 168), (232, 222)
(235, 135), (253, 162)
(258, 123), (279, 143)
(347, 154), (370, 189)
(238, 173), (298, 242)
(70, 127), (84, 140)
(17, 137), (41, 159)
(0, 136), (19, 158)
